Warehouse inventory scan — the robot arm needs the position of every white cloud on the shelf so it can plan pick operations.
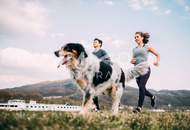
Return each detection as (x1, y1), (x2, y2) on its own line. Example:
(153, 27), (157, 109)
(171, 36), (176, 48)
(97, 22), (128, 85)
(0, 0), (49, 36)
(0, 47), (57, 73)
(175, 0), (190, 13)
(127, 0), (158, 11)
(98, 0), (115, 6)
(0, 47), (70, 88)
(175, 0), (186, 6)
(152, 6), (159, 11)
(104, 0), (114, 6)
(181, 15), (190, 20)
(0, 75), (37, 83)
(127, 0), (142, 10)
(184, 6), (190, 12)
(0, 74), (41, 89)
(50, 33), (65, 39)
(142, 0), (157, 6)
(164, 9), (172, 15)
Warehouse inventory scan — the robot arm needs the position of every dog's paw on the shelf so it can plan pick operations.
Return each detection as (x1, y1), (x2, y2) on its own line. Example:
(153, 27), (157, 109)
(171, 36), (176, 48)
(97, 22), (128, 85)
(79, 110), (85, 115)
(79, 107), (89, 115)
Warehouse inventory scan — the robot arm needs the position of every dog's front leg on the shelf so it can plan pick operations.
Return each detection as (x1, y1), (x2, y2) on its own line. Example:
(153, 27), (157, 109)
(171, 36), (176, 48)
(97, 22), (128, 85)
(80, 88), (94, 114)
(111, 85), (123, 115)
(80, 69), (95, 114)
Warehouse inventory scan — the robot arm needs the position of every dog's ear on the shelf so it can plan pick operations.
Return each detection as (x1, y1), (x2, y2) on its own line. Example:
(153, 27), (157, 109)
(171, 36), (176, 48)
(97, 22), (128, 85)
(72, 49), (78, 58)
(84, 51), (88, 58)
(74, 44), (88, 59)
(62, 43), (88, 59)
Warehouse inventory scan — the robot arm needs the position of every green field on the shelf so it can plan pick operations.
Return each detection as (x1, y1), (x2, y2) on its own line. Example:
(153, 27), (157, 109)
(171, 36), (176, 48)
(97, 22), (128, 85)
(0, 110), (190, 130)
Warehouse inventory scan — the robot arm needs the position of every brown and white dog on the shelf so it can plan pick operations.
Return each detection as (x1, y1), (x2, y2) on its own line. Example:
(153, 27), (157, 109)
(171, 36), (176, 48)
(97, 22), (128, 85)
(54, 43), (149, 114)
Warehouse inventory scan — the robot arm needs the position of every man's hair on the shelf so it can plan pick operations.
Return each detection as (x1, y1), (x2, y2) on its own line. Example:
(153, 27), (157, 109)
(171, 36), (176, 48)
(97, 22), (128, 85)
(94, 38), (103, 47)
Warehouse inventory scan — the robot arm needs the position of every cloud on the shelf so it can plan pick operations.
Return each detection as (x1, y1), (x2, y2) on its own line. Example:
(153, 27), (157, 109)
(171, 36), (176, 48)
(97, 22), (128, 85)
(0, 74), (41, 89)
(175, 0), (186, 6)
(103, 0), (114, 6)
(0, 47), (70, 88)
(0, 0), (49, 36)
(127, 0), (142, 10)
(50, 32), (65, 39)
(184, 6), (190, 12)
(97, 0), (115, 6)
(164, 9), (172, 15)
(142, 0), (157, 6)
(151, 6), (159, 11)
(0, 47), (57, 73)
(175, 0), (190, 13)
(127, 0), (158, 11)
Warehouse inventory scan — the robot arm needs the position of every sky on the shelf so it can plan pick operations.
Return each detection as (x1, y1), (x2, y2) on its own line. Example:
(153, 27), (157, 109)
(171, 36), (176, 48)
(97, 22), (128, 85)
(0, 0), (190, 90)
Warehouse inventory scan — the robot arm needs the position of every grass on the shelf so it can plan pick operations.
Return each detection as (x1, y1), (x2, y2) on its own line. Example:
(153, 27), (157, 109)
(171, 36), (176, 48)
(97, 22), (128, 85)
(0, 110), (190, 130)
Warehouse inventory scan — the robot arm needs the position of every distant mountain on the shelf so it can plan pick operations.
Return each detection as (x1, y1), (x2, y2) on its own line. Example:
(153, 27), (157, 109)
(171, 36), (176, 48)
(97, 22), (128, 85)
(9, 80), (80, 97)
(0, 80), (190, 108)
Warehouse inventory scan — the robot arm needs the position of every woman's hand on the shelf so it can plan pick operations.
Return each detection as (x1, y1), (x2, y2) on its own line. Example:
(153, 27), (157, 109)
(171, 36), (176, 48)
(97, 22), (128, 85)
(153, 61), (159, 66)
(130, 58), (136, 64)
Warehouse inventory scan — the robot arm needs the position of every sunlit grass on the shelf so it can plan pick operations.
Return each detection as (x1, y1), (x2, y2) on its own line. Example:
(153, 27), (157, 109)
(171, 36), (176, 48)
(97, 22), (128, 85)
(0, 110), (190, 130)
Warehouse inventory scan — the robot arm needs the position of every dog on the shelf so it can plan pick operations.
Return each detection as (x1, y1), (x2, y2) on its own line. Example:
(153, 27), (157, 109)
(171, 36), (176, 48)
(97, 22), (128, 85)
(54, 43), (149, 114)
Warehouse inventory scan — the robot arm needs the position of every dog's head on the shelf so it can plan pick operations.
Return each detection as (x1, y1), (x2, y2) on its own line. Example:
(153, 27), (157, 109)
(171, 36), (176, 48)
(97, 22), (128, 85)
(54, 43), (88, 68)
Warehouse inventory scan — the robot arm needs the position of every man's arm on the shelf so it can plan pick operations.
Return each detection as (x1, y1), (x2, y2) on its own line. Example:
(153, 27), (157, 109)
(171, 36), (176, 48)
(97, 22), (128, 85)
(100, 49), (111, 61)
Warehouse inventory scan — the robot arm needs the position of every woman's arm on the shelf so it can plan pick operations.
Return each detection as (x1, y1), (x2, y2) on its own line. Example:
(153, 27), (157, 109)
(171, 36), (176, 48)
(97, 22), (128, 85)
(130, 57), (136, 64)
(130, 49), (136, 64)
(148, 47), (160, 66)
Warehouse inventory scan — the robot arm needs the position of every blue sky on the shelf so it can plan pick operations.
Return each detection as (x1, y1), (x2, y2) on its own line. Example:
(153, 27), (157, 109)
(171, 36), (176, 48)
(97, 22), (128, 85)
(0, 0), (190, 90)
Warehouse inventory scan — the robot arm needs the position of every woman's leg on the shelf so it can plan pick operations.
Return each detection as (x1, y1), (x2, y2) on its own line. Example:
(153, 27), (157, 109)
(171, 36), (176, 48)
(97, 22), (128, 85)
(136, 68), (151, 108)
(144, 68), (153, 98)
(143, 68), (155, 107)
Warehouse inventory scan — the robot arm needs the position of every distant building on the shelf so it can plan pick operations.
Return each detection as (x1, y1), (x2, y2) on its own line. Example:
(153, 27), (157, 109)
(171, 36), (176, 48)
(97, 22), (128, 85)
(43, 96), (63, 99)
(149, 109), (165, 112)
(0, 99), (82, 112)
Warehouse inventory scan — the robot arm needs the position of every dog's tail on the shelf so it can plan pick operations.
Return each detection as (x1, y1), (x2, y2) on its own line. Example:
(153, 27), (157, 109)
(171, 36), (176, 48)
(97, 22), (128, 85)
(125, 62), (149, 82)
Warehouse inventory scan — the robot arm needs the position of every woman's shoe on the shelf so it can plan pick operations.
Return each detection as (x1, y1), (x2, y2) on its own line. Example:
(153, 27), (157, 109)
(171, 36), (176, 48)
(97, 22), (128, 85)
(151, 96), (156, 107)
(133, 107), (141, 113)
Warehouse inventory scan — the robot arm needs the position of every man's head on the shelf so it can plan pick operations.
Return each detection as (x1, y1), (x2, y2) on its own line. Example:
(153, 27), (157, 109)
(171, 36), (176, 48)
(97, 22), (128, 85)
(93, 38), (103, 49)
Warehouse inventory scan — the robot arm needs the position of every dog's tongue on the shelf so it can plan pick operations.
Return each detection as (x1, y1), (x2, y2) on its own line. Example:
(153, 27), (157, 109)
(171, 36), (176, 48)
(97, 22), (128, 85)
(61, 57), (68, 65)
(57, 59), (67, 68)
(62, 60), (67, 65)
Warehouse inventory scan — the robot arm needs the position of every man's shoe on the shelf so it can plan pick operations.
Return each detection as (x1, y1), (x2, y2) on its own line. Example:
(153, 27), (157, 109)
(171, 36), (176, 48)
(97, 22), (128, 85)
(151, 96), (156, 107)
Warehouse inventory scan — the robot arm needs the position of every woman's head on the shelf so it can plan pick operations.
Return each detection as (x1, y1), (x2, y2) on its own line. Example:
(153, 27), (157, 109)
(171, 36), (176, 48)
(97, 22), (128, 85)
(135, 32), (150, 45)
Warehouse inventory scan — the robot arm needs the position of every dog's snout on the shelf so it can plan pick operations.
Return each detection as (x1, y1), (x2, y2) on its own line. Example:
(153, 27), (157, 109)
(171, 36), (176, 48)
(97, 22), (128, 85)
(54, 51), (60, 57)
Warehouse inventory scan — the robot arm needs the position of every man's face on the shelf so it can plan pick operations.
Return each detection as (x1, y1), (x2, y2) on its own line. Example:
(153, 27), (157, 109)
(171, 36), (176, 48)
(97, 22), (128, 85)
(93, 40), (101, 49)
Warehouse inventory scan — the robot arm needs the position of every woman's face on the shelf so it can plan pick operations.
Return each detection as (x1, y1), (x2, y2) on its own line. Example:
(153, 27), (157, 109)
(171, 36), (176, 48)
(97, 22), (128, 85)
(135, 33), (144, 45)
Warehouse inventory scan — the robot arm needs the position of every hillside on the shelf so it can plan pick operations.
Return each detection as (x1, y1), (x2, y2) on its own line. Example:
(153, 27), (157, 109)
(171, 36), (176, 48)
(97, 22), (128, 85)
(0, 80), (190, 108)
